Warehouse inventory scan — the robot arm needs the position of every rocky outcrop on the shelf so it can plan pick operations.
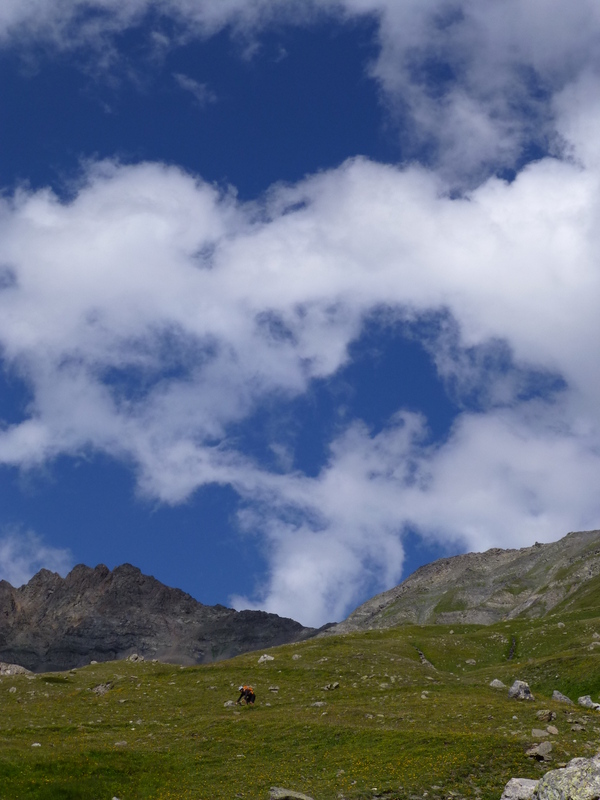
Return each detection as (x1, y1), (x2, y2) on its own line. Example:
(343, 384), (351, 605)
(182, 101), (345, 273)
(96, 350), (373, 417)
(0, 563), (318, 672)
(327, 529), (600, 632)
(502, 754), (600, 800)
(535, 755), (600, 800)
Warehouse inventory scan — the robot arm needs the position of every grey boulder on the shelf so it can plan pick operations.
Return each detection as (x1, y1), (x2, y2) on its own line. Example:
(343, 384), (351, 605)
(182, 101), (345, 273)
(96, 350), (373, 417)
(552, 690), (574, 705)
(535, 754), (600, 800)
(577, 695), (600, 710)
(500, 778), (539, 800)
(509, 680), (534, 701)
(270, 789), (315, 800)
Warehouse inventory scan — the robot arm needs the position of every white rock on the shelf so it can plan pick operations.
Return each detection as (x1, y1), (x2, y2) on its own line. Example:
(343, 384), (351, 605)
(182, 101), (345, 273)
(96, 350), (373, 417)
(500, 778), (539, 800)
(578, 695), (600, 710)
(31, 742), (41, 747)
(490, 679), (506, 689)
(258, 654), (275, 664)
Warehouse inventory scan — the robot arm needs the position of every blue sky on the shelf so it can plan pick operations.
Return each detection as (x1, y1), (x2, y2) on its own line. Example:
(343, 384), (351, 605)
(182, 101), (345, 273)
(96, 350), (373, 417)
(0, 0), (599, 626)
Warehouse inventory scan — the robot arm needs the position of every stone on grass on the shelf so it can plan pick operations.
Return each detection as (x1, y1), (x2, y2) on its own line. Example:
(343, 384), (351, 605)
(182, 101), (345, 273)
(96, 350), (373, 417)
(578, 695), (600, 710)
(258, 654), (275, 664)
(535, 754), (600, 800)
(536, 710), (556, 722)
(224, 700), (236, 707)
(126, 653), (144, 663)
(547, 726), (559, 735)
(532, 729), (549, 738)
(509, 680), (534, 701)
(310, 701), (326, 708)
(552, 690), (574, 705)
(292, 654), (301, 660)
(0, 662), (32, 676)
(465, 659), (477, 665)
(526, 741), (552, 761)
(270, 788), (315, 800)
(500, 778), (539, 800)
(490, 679), (506, 689)
(92, 683), (112, 696)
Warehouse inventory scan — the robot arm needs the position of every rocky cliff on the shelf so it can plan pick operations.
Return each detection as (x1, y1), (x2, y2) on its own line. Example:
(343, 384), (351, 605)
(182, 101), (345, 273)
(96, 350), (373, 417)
(328, 529), (600, 634)
(0, 563), (317, 672)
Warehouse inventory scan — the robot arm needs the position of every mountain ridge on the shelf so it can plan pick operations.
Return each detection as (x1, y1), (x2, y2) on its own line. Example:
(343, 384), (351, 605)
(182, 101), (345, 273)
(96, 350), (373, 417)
(0, 562), (320, 672)
(326, 528), (600, 634)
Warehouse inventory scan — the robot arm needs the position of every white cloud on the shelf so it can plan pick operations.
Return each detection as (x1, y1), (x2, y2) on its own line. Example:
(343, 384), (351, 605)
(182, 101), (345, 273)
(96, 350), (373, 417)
(4, 1), (600, 179)
(0, 528), (73, 587)
(173, 73), (216, 107)
(0, 131), (599, 622)
(1, 1), (600, 623)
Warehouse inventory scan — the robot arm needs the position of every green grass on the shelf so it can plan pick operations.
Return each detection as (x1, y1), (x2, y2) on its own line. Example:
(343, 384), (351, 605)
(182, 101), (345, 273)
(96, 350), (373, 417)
(2, 614), (600, 800)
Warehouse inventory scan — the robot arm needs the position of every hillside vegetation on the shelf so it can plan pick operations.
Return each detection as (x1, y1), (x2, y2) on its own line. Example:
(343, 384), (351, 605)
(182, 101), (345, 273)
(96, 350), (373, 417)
(329, 530), (600, 632)
(3, 608), (600, 800)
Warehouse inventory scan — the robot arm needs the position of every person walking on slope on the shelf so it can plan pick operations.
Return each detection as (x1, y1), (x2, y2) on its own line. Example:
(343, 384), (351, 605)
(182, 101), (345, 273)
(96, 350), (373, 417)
(236, 684), (256, 705)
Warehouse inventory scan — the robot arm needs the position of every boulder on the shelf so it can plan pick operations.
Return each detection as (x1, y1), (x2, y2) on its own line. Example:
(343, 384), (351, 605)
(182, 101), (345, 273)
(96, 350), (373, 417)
(258, 654), (275, 664)
(535, 754), (600, 800)
(500, 778), (539, 800)
(490, 679), (507, 689)
(126, 653), (144, 663)
(0, 662), (32, 676)
(577, 695), (600, 711)
(552, 690), (574, 705)
(526, 741), (552, 761)
(531, 729), (549, 738)
(509, 680), (534, 701)
(536, 710), (556, 722)
(270, 789), (315, 800)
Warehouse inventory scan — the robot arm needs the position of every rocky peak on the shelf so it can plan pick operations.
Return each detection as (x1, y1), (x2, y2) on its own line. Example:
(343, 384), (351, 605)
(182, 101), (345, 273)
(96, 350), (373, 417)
(0, 564), (317, 672)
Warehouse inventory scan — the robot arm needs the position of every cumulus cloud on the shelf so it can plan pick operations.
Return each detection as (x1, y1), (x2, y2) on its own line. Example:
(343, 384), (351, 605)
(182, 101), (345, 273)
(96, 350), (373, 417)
(0, 127), (599, 622)
(0, 528), (73, 587)
(1, 1), (600, 623)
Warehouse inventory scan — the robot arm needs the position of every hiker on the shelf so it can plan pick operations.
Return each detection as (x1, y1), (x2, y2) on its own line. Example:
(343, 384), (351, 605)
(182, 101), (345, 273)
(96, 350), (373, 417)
(236, 684), (255, 705)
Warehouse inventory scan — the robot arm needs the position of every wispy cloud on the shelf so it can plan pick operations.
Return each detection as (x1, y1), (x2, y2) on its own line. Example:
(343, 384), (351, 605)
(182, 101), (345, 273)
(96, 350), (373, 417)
(0, 528), (73, 587)
(173, 73), (216, 107)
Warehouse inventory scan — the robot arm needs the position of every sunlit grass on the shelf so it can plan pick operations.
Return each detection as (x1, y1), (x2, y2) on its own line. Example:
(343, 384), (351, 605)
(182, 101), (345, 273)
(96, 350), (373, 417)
(1, 610), (600, 799)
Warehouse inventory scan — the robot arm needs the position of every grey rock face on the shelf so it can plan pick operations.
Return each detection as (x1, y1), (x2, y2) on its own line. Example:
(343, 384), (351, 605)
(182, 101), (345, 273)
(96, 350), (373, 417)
(0, 564), (318, 672)
(552, 690), (574, 705)
(326, 529), (600, 632)
(534, 754), (600, 800)
(509, 680), (534, 701)
(500, 778), (539, 800)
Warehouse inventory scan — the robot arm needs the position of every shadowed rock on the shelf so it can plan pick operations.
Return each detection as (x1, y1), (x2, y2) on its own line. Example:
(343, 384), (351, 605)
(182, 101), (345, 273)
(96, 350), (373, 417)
(0, 564), (320, 672)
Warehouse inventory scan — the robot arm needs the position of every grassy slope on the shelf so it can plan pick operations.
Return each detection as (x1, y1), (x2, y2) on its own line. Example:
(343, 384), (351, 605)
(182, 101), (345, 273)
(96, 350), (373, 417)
(2, 611), (600, 800)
